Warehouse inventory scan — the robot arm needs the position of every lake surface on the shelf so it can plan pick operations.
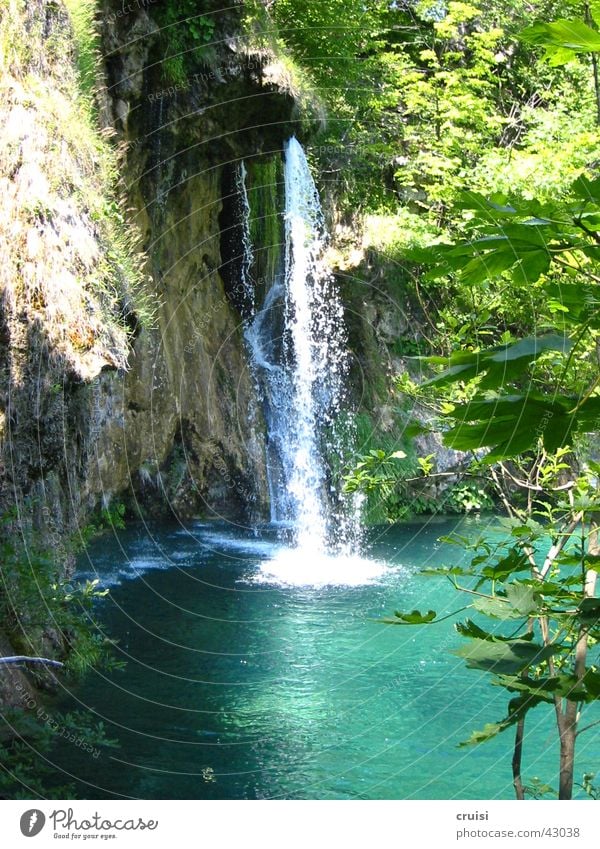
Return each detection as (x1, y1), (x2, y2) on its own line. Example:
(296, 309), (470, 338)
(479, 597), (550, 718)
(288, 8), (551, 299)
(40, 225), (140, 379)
(49, 515), (599, 799)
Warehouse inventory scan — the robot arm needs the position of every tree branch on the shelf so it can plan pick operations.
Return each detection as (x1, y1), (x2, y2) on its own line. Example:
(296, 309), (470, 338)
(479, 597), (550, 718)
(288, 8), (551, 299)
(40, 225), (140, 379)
(0, 656), (64, 668)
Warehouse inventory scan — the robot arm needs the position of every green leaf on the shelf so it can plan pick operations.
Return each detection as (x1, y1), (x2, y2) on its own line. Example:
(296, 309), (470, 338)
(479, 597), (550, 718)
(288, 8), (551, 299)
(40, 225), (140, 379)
(420, 566), (474, 576)
(461, 249), (519, 285)
(582, 669), (600, 698)
(578, 597), (600, 625)
(450, 394), (563, 423)
(485, 334), (571, 362)
(512, 250), (551, 284)
(458, 692), (546, 747)
(521, 20), (600, 64)
(402, 421), (431, 439)
(381, 609), (437, 625)
(472, 596), (520, 619)
(505, 582), (540, 615)
(571, 173), (600, 204)
(421, 362), (478, 388)
(458, 722), (509, 747)
(440, 385), (586, 458)
(583, 554), (600, 572)
(453, 638), (562, 674)
(455, 618), (534, 642)
(494, 674), (589, 703)
(420, 334), (571, 390)
(443, 416), (536, 453)
(480, 549), (531, 581)
(455, 191), (518, 219)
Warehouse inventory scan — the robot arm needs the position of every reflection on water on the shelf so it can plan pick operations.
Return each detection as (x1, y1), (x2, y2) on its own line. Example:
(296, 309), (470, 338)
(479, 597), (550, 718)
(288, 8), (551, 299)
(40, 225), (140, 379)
(49, 517), (599, 800)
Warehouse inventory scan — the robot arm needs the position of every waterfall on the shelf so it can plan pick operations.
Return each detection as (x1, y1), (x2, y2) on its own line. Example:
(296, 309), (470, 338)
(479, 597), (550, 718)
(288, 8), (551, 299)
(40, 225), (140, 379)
(243, 138), (360, 555)
(236, 161), (254, 314)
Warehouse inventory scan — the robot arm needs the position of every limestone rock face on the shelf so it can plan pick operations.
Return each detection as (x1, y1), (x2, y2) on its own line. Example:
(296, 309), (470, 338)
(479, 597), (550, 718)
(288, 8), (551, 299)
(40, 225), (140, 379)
(91, 1), (310, 522)
(0, 0), (306, 557)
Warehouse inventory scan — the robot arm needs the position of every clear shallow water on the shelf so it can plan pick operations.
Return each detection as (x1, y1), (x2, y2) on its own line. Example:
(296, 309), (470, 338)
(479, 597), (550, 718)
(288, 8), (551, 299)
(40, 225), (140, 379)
(50, 516), (599, 799)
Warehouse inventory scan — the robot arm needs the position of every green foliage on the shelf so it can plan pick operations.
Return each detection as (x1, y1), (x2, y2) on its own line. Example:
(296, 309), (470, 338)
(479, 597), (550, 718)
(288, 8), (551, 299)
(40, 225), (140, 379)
(522, 17), (600, 64)
(524, 776), (558, 798)
(268, 0), (600, 800)
(0, 525), (118, 677)
(344, 442), (494, 520)
(154, 1), (217, 84)
(63, 0), (100, 101)
(403, 174), (600, 462)
(272, 0), (597, 218)
(79, 500), (127, 547)
(381, 609), (437, 625)
(445, 482), (493, 513)
(338, 412), (427, 523)
(383, 168), (600, 796)
(0, 708), (118, 799)
(578, 771), (600, 797)
(0, 503), (123, 796)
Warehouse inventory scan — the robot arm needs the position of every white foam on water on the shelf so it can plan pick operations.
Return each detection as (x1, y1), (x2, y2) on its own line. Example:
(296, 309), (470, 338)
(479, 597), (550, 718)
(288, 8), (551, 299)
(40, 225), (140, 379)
(199, 532), (283, 559)
(252, 547), (391, 588)
(77, 556), (172, 587)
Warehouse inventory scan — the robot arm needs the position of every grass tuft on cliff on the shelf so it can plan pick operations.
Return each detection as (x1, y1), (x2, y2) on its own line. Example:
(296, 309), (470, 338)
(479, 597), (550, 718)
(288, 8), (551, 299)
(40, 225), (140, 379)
(0, 0), (153, 378)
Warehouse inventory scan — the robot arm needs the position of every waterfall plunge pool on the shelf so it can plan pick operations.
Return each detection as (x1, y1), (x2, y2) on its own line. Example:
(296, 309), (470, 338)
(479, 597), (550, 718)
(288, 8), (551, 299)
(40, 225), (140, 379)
(48, 516), (599, 800)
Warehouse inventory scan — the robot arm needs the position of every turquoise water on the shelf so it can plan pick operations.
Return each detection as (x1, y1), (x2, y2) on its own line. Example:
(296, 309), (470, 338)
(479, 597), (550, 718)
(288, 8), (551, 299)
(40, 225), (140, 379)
(50, 516), (599, 799)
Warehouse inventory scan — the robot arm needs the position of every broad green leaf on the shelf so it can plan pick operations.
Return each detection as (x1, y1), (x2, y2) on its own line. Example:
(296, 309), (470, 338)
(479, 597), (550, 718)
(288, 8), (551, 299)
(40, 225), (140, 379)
(453, 638), (562, 674)
(512, 250), (551, 285)
(450, 394), (564, 423)
(521, 20), (600, 65)
(494, 673), (589, 703)
(583, 554), (600, 572)
(420, 334), (571, 390)
(461, 249), (519, 285)
(458, 722), (509, 747)
(582, 669), (600, 698)
(472, 596), (521, 619)
(455, 190), (517, 218)
(480, 549), (531, 581)
(571, 173), (600, 204)
(455, 619), (534, 642)
(380, 609), (437, 625)
(505, 582), (540, 615)
(443, 417), (537, 453)
(485, 334), (571, 362)
(578, 597), (600, 624)
(458, 692), (546, 747)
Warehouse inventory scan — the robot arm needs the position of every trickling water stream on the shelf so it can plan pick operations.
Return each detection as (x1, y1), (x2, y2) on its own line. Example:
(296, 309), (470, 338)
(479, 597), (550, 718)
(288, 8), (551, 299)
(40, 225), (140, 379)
(236, 161), (255, 314)
(244, 138), (360, 561)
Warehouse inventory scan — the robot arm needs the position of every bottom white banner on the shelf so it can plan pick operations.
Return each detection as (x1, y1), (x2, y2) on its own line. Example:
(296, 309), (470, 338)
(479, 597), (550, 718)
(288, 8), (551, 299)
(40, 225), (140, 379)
(0, 800), (597, 848)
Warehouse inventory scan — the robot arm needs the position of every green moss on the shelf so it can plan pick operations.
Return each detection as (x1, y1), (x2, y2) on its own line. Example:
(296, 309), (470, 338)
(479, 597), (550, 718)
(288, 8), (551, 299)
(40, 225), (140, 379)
(154, 1), (218, 85)
(246, 156), (285, 294)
